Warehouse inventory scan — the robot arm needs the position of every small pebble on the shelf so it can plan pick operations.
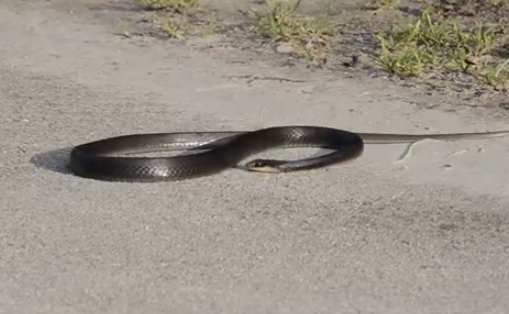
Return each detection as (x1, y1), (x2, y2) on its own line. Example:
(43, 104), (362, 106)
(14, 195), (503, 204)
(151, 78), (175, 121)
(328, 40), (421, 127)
(276, 42), (294, 54)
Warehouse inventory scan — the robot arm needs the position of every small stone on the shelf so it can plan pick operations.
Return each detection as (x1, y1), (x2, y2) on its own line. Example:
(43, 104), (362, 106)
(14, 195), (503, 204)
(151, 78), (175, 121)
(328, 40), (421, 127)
(276, 42), (294, 54)
(499, 102), (509, 110)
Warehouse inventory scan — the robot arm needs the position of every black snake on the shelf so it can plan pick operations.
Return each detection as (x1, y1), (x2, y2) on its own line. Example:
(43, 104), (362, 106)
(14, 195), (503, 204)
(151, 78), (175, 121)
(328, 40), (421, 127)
(69, 125), (509, 182)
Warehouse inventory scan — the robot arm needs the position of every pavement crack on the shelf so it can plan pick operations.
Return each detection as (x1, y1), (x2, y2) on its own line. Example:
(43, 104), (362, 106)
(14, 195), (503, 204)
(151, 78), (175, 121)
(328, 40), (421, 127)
(224, 75), (307, 84)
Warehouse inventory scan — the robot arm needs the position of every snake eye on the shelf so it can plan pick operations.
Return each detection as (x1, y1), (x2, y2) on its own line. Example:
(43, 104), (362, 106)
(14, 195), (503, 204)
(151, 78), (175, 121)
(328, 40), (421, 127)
(252, 161), (267, 167)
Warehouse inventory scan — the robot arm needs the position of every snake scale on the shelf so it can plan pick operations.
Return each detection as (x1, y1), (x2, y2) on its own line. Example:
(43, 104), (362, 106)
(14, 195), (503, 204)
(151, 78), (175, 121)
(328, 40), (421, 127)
(69, 125), (509, 182)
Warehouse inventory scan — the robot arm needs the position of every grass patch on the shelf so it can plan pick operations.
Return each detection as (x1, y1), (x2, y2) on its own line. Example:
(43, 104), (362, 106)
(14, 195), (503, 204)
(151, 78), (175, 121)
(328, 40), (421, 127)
(160, 19), (187, 39)
(481, 58), (509, 89)
(136, 0), (206, 40)
(371, 7), (508, 88)
(363, 0), (401, 11)
(126, 0), (509, 102)
(251, 0), (334, 60)
(137, 0), (200, 13)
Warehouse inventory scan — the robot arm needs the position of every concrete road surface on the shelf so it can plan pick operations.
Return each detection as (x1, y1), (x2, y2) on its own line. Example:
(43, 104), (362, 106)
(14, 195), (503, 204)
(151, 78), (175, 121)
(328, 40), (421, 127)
(1, 1), (509, 313)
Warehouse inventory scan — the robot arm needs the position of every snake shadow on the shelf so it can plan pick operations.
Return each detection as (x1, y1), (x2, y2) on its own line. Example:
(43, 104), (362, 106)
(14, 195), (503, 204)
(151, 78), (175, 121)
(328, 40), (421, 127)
(29, 146), (75, 177)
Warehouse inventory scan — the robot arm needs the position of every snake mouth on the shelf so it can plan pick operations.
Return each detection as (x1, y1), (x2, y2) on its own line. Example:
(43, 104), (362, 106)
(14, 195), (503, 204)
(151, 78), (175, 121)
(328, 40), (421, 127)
(234, 161), (281, 173)
(245, 163), (282, 173)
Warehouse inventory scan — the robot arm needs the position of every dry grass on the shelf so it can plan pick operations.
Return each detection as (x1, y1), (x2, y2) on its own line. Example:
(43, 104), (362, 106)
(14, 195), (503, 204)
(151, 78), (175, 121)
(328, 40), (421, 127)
(137, 0), (200, 13)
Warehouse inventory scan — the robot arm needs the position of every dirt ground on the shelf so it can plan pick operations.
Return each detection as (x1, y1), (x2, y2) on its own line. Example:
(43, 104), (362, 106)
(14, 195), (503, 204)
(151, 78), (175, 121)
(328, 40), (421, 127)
(3, 1), (509, 312)
(48, 0), (509, 114)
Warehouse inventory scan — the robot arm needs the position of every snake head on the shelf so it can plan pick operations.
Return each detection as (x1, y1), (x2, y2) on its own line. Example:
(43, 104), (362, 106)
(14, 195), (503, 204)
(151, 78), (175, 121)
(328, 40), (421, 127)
(244, 159), (282, 173)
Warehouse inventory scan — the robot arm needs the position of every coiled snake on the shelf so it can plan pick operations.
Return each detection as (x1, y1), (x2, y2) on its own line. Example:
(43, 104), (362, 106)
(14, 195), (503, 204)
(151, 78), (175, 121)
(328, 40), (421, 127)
(69, 125), (509, 182)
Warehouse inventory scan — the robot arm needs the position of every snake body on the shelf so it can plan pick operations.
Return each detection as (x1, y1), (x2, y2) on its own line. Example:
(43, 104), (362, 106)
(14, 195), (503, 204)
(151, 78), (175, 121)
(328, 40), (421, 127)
(69, 125), (509, 182)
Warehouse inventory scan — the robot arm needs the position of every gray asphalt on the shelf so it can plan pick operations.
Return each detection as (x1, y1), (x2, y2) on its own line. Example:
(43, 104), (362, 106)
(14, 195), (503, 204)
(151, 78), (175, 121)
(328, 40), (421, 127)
(2, 1), (509, 313)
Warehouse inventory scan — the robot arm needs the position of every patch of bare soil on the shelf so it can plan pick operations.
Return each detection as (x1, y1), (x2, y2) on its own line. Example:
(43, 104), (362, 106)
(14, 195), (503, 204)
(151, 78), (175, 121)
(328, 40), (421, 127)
(53, 0), (509, 112)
